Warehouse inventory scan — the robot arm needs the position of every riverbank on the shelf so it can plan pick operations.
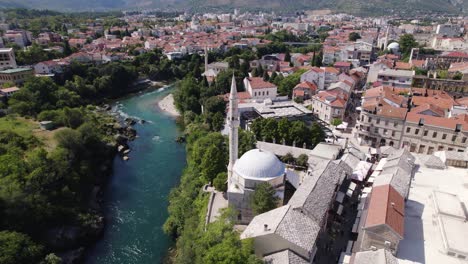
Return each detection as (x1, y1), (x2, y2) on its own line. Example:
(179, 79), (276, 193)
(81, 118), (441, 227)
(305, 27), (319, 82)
(157, 94), (180, 117)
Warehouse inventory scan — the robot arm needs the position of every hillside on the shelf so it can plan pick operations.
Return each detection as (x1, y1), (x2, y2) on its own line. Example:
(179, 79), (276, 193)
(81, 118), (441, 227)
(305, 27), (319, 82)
(0, 0), (465, 15)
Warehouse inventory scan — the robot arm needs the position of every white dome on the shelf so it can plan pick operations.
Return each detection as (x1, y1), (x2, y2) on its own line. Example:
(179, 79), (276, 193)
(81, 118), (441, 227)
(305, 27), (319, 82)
(387, 42), (400, 50)
(233, 149), (285, 180)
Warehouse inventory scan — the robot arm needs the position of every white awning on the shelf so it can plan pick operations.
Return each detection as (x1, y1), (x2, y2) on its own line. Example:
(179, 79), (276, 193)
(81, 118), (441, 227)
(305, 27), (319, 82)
(350, 161), (373, 181)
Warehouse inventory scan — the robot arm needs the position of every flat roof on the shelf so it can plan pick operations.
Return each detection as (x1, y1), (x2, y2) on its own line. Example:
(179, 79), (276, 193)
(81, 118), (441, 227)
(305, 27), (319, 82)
(397, 165), (468, 264)
(239, 100), (312, 119)
(438, 214), (468, 255)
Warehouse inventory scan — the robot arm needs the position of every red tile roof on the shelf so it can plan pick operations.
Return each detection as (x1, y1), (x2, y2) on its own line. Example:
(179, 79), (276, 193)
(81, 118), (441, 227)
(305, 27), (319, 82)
(365, 184), (405, 237)
(246, 77), (276, 89)
(406, 112), (468, 131)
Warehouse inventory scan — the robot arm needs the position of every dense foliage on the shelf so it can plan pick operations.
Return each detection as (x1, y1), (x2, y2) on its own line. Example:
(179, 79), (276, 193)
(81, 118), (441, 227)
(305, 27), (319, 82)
(250, 183), (279, 215)
(250, 118), (325, 148)
(0, 114), (114, 262)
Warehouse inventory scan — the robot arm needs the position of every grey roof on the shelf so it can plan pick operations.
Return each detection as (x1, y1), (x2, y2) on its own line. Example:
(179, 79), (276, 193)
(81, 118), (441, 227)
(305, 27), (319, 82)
(386, 148), (415, 165)
(382, 154), (414, 174)
(380, 146), (398, 156)
(445, 151), (468, 162)
(241, 205), (320, 256)
(341, 153), (362, 170)
(309, 143), (342, 160)
(264, 250), (309, 264)
(256, 141), (311, 158)
(414, 154), (446, 169)
(353, 249), (399, 264)
(345, 144), (367, 161)
(374, 167), (411, 198)
(288, 160), (350, 226)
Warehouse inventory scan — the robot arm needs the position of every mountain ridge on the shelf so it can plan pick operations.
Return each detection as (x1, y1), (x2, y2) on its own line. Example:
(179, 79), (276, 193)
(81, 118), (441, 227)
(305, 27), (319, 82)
(0, 0), (465, 15)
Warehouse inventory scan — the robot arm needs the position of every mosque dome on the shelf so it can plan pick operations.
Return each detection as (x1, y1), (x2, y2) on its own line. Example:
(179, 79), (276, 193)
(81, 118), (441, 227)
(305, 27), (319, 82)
(387, 42), (400, 51)
(233, 149), (285, 180)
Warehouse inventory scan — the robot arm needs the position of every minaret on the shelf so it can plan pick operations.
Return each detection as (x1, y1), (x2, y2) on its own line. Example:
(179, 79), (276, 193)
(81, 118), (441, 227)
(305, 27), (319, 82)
(227, 75), (239, 185)
(204, 46), (208, 74)
(383, 26), (390, 50)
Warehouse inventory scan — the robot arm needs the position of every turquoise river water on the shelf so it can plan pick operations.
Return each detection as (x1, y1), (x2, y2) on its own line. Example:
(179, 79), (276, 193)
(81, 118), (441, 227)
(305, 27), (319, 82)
(86, 86), (186, 264)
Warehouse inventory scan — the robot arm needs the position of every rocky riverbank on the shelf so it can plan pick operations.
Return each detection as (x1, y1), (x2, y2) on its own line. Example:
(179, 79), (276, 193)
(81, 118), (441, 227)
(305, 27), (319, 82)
(157, 94), (180, 117)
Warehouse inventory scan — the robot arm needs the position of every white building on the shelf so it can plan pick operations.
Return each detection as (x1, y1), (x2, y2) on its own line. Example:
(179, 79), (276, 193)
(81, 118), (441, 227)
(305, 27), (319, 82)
(376, 69), (414, 88)
(243, 77), (277, 101)
(0, 48), (17, 70)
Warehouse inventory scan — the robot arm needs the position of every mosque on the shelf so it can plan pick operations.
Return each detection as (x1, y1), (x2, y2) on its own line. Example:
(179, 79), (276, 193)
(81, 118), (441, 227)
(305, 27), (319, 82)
(226, 76), (286, 223)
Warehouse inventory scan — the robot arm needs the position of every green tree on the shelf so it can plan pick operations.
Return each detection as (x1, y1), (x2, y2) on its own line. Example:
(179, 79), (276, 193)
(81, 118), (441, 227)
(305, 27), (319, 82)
(281, 152), (295, 164)
(348, 32), (361, 41)
(262, 70), (270, 82)
(41, 253), (62, 264)
(250, 183), (279, 215)
(239, 129), (256, 156)
(0, 231), (44, 264)
(296, 154), (309, 167)
(213, 172), (227, 192)
(399, 34), (418, 57)
(284, 50), (291, 62)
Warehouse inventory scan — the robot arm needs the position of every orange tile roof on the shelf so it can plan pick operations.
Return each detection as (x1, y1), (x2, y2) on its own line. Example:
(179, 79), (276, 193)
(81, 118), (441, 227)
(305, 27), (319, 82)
(411, 103), (445, 117)
(365, 184), (405, 237)
(294, 81), (317, 91)
(246, 77), (276, 89)
(406, 112), (468, 131)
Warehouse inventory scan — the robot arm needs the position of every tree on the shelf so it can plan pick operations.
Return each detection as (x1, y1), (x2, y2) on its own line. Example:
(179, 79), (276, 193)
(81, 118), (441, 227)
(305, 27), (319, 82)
(281, 152), (295, 164)
(250, 183), (279, 215)
(239, 129), (256, 156)
(284, 50), (291, 62)
(63, 40), (72, 56)
(348, 32), (361, 41)
(41, 253), (62, 264)
(331, 118), (343, 126)
(262, 70), (269, 82)
(270, 71), (278, 83)
(213, 172), (227, 192)
(399, 34), (418, 57)
(0, 231), (44, 264)
(296, 154), (309, 168)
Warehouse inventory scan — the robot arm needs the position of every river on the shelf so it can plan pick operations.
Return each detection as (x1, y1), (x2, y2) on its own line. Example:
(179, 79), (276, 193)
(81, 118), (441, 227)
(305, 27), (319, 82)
(86, 86), (186, 264)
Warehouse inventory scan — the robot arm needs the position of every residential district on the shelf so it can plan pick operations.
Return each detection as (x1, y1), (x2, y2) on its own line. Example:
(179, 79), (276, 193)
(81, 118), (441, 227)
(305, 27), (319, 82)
(1, 9), (467, 264)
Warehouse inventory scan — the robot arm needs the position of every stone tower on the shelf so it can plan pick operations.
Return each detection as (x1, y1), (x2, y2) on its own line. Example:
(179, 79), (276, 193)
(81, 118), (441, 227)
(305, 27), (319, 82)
(227, 75), (239, 185)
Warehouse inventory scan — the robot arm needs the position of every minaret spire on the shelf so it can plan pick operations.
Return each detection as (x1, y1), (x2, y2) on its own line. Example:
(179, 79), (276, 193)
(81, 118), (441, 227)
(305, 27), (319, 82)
(204, 46), (208, 74)
(227, 74), (239, 191)
(384, 25), (390, 50)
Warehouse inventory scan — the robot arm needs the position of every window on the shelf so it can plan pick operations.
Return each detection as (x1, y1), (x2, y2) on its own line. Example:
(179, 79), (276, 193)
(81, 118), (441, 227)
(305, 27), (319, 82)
(368, 117), (372, 122)
(448, 252), (456, 257)
(457, 255), (466, 260)
(442, 134), (447, 140)
(385, 120), (389, 126)
(374, 128), (379, 133)
(384, 129), (388, 134)
(406, 127), (411, 133)
(376, 118), (380, 124)
(452, 135), (457, 141)
(462, 137), (467, 143)
(432, 132), (437, 138)
(392, 131), (395, 137)
(415, 129), (419, 135)
(394, 122), (397, 127)
(424, 130), (428, 136)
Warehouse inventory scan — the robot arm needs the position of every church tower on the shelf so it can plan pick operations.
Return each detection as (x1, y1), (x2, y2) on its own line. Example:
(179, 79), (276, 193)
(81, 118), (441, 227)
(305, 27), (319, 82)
(227, 75), (239, 185)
